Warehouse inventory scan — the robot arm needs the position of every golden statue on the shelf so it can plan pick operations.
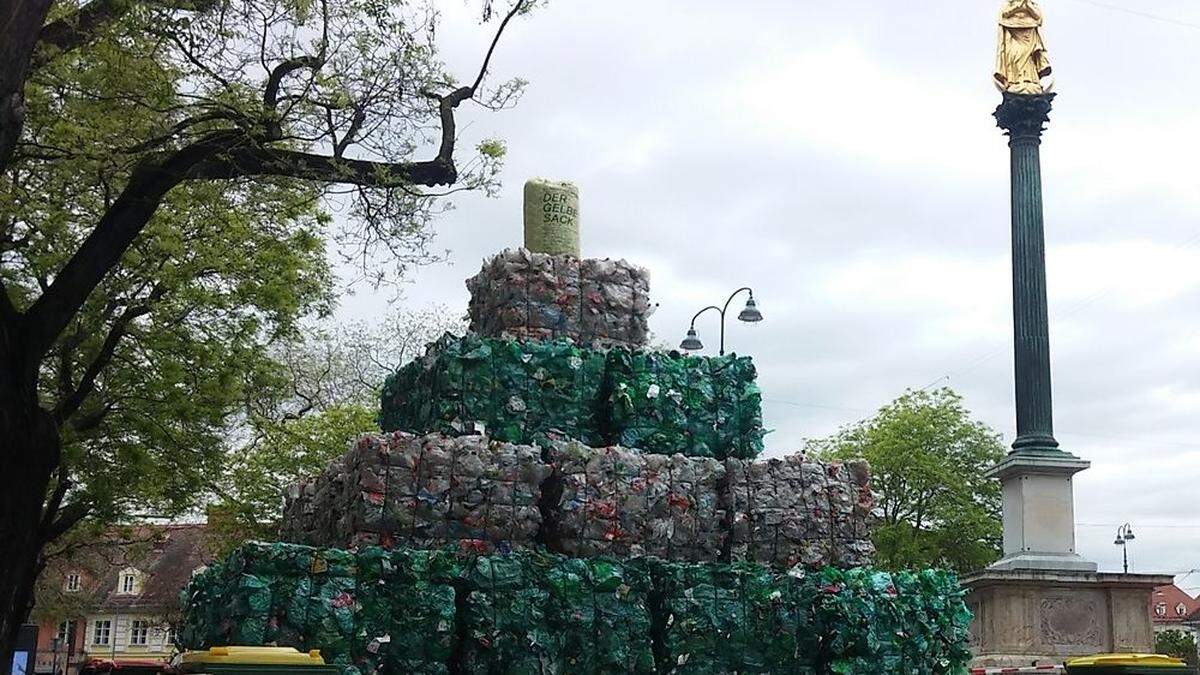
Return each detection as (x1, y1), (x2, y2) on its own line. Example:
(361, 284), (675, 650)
(994, 0), (1052, 95)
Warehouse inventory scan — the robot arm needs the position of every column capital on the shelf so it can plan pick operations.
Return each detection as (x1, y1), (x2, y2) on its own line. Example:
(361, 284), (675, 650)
(994, 92), (1056, 142)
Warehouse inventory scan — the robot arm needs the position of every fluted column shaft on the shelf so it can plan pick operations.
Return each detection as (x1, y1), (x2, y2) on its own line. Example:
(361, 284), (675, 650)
(995, 92), (1061, 455)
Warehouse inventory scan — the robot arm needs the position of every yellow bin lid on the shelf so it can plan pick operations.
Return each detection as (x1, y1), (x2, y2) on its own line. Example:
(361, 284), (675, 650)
(1067, 654), (1187, 667)
(180, 647), (326, 666)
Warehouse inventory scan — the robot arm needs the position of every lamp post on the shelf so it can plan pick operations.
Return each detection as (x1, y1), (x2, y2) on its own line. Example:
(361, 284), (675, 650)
(1113, 523), (1136, 573)
(679, 287), (762, 356)
(50, 636), (62, 675)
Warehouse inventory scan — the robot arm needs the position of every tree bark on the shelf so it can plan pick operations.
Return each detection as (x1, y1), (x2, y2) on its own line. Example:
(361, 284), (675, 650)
(0, 322), (60, 668)
(0, 0), (53, 171)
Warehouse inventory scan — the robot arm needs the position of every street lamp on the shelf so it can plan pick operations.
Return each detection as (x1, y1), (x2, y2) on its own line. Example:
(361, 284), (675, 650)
(50, 636), (62, 675)
(679, 287), (763, 356)
(1113, 523), (1135, 573)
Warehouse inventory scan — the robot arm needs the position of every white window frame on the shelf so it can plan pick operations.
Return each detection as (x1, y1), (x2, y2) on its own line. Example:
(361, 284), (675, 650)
(56, 621), (69, 643)
(92, 620), (111, 646)
(1156, 602), (1168, 617)
(129, 620), (149, 646)
(121, 573), (136, 594)
(65, 573), (81, 592)
(1177, 602), (1189, 617)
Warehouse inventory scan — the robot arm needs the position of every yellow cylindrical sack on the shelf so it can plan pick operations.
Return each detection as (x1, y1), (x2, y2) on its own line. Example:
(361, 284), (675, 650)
(523, 178), (580, 258)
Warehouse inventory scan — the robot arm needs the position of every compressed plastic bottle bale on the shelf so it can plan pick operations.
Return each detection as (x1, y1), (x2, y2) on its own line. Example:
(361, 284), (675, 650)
(605, 348), (765, 460)
(725, 455), (875, 569)
(641, 559), (800, 675)
(523, 179), (580, 258)
(543, 557), (655, 673)
(460, 552), (557, 674)
(544, 440), (727, 562)
(797, 567), (973, 675)
(380, 334), (608, 448)
(465, 249), (652, 350)
(355, 548), (460, 675)
(287, 431), (552, 554)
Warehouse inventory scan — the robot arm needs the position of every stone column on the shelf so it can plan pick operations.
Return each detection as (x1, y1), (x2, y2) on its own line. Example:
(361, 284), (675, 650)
(987, 92), (1095, 573)
(995, 92), (1061, 456)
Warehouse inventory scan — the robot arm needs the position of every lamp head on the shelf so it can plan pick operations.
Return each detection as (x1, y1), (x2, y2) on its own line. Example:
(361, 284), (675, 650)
(680, 327), (703, 351)
(737, 296), (763, 323)
(1113, 537), (1126, 546)
(1124, 528), (1135, 541)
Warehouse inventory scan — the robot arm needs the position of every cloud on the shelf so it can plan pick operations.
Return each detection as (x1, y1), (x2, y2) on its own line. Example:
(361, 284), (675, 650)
(334, 0), (1200, 577)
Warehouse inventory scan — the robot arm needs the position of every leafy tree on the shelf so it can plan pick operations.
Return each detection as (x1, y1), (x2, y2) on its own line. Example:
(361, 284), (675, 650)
(209, 307), (464, 553)
(806, 388), (1006, 573)
(1156, 629), (1199, 666)
(0, 0), (533, 658)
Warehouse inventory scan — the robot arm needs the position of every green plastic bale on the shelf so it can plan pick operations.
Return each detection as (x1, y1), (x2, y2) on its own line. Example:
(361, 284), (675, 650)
(355, 548), (460, 675)
(605, 349), (765, 460)
(643, 559), (803, 675)
(178, 563), (229, 649)
(380, 334), (764, 459)
(380, 334), (607, 446)
(543, 557), (656, 674)
(796, 567), (973, 675)
(460, 552), (560, 675)
(304, 575), (358, 669)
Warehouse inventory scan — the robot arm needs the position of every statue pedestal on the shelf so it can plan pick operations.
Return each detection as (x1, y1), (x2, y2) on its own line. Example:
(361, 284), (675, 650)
(988, 453), (1096, 573)
(965, 452), (1171, 667)
(962, 569), (1173, 668)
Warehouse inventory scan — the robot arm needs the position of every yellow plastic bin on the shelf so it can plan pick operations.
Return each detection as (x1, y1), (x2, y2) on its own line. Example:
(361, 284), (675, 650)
(1065, 654), (1196, 675)
(177, 647), (341, 675)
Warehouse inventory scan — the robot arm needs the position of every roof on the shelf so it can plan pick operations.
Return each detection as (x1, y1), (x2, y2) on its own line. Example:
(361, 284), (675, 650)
(97, 524), (212, 613)
(37, 524), (214, 619)
(1149, 584), (1200, 624)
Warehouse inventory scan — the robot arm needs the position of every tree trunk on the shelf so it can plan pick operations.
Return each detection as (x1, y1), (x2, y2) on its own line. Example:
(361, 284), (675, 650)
(0, 0), (54, 171)
(0, 327), (60, 668)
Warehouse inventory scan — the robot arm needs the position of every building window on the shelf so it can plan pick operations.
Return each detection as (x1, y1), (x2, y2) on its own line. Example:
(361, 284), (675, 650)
(56, 621), (69, 642)
(65, 574), (81, 592)
(129, 620), (149, 646)
(92, 620), (111, 646)
(1177, 603), (1189, 617)
(1156, 602), (1168, 617)
(121, 573), (136, 594)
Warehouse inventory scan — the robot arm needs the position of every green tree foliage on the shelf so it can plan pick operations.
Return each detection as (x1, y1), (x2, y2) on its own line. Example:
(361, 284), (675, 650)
(1156, 629), (1199, 666)
(208, 307), (464, 553)
(0, 0), (533, 657)
(806, 388), (1006, 573)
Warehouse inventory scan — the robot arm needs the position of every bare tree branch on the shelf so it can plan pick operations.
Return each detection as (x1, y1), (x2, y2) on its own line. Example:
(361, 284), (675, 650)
(52, 289), (163, 425)
(470, 0), (528, 93)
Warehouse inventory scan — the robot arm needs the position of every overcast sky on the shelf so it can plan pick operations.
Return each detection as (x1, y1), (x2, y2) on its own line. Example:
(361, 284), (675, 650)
(335, 0), (1200, 584)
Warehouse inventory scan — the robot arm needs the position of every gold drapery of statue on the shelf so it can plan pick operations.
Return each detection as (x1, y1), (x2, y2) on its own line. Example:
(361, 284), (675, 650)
(994, 0), (1052, 95)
